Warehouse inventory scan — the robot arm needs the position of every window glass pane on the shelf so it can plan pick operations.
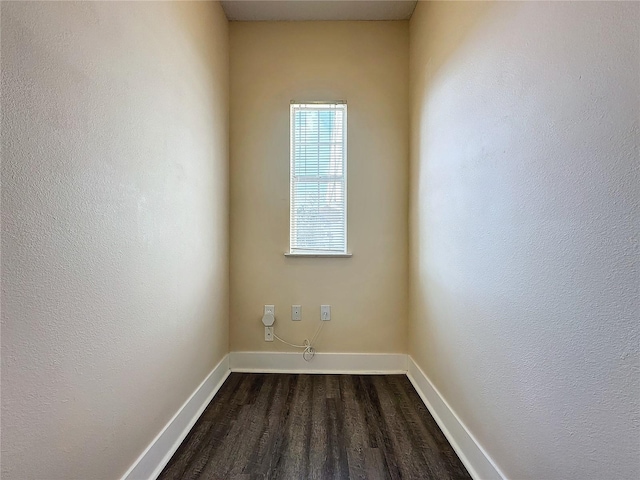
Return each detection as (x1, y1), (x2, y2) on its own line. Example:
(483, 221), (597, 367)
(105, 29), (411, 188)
(290, 103), (347, 253)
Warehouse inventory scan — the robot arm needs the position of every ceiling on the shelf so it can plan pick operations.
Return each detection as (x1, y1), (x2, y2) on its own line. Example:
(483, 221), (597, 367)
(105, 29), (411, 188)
(220, 1), (418, 22)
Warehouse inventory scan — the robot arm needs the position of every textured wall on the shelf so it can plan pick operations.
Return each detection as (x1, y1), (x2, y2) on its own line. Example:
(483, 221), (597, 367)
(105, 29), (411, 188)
(0, 2), (229, 478)
(409, 1), (639, 479)
(229, 21), (409, 353)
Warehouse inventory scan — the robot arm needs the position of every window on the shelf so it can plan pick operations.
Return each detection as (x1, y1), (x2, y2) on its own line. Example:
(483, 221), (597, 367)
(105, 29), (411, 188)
(289, 102), (348, 256)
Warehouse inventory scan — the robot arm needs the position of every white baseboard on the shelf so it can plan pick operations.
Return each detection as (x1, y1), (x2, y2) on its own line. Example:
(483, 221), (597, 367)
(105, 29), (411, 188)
(407, 357), (505, 480)
(121, 354), (231, 480)
(229, 351), (407, 374)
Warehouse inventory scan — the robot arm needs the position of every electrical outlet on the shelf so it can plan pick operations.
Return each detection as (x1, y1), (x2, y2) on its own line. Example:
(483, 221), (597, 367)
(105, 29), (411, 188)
(292, 305), (301, 321)
(321, 305), (331, 321)
(264, 305), (275, 316)
(265, 326), (274, 341)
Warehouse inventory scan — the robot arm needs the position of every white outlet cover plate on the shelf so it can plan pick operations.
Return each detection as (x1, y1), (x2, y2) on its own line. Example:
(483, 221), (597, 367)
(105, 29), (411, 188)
(321, 305), (331, 321)
(265, 326), (274, 341)
(292, 305), (301, 321)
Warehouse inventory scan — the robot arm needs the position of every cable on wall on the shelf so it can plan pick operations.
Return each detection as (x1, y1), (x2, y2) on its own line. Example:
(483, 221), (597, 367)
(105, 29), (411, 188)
(273, 322), (324, 362)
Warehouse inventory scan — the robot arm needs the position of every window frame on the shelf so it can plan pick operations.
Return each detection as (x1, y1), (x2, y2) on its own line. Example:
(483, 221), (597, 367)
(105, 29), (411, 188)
(286, 101), (351, 258)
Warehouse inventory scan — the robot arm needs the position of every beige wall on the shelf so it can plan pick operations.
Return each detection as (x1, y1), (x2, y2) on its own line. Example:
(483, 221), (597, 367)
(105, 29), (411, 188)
(230, 21), (408, 353)
(0, 2), (229, 478)
(409, 2), (639, 479)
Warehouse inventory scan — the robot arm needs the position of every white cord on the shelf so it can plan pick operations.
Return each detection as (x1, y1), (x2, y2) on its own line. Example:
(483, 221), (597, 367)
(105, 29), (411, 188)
(273, 322), (324, 362)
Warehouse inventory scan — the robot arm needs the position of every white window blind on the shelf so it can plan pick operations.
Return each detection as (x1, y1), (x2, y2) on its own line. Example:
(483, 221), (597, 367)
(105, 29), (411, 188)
(290, 102), (347, 254)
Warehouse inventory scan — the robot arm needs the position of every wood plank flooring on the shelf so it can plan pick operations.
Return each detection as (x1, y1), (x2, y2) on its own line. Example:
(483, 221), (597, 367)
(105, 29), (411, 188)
(158, 373), (471, 480)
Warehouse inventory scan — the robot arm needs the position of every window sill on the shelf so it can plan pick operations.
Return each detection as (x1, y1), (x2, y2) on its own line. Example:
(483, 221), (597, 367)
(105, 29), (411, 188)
(285, 252), (353, 258)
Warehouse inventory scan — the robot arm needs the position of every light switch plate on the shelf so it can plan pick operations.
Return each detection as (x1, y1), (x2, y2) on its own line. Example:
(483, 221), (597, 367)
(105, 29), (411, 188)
(321, 305), (331, 321)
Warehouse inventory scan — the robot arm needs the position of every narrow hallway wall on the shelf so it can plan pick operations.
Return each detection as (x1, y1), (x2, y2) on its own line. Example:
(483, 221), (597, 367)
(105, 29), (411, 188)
(229, 21), (409, 354)
(1, 2), (229, 478)
(409, 2), (639, 478)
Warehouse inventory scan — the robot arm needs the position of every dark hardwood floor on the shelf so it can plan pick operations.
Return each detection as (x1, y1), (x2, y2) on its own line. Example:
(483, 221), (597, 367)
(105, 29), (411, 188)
(158, 373), (471, 480)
